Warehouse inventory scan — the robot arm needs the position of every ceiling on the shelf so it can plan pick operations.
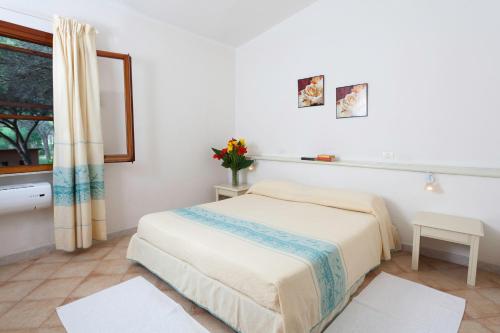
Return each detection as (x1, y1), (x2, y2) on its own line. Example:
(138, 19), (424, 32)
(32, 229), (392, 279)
(116, 0), (318, 46)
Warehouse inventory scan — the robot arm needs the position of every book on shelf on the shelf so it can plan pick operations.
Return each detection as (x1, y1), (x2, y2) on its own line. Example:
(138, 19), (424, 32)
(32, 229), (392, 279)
(316, 154), (336, 162)
(301, 155), (336, 162)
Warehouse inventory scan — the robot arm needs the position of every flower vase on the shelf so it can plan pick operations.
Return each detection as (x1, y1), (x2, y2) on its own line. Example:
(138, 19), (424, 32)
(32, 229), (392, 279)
(231, 169), (239, 187)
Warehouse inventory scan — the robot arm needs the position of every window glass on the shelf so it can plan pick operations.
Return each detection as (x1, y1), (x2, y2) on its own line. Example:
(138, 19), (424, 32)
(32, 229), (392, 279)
(0, 120), (54, 166)
(0, 36), (53, 167)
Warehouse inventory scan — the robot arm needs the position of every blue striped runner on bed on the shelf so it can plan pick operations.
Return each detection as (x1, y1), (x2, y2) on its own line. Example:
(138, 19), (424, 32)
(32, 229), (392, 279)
(173, 206), (346, 320)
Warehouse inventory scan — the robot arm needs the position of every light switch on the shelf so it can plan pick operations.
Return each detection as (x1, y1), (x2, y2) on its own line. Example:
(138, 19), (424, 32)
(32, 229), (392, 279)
(382, 152), (395, 160)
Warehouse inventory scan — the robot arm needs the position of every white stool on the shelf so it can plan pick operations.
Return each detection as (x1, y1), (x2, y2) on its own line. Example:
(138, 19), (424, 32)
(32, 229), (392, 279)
(411, 212), (484, 286)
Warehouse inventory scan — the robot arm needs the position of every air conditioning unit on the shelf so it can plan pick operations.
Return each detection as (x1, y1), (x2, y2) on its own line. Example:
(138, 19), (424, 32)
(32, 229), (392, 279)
(0, 182), (52, 215)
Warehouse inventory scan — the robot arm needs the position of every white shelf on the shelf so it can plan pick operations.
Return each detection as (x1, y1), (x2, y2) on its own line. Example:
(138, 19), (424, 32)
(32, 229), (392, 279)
(249, 155), (500, 178)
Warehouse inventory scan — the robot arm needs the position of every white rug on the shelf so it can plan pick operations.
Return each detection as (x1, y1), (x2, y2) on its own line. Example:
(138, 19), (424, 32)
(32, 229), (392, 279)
(326, 272), (465, 333)
(57, 277), (208, 333)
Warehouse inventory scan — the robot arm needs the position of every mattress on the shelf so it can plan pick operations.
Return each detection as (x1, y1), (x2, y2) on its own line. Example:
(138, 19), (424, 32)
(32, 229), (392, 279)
(130, 181), (396, 332)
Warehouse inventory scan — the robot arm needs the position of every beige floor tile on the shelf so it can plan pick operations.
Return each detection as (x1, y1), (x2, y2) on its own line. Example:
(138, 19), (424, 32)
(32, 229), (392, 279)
(444, 267), (500, 289)
(459, 319), (492, 333)
(476, 271), (500, 288)
(487, 272), (500, 285)
(162, 290), (195, 314)
(69, 275), (122, 298)
(8, 328), (65, 333)
(40, 311), (63, 328)
(416, 270), (468, 291)
(70, 247), (113, 262)
(0, 262), (33, 282)
(38, 327), (67, 333)
(121, 263), (166, 288)
(0, 298), (64, 330)
(420, 255), (465, 271)
(0, 280), (44, 302)
(378, 260), (403, 275)
(392, 254), (434, 273)
(478, 288), (500, 304)
(121, 272), (163, 289)
(396, 271), (424, 284)
(192, 305), (208, 316)
(115, 236), (132, 248)
(35, 251), (74, 264)
(10, 263), (63, 282)
(93, 237), (120, 248)
(451, 289), (500, 319)
(156, 279), (173, 291)
(193, 312), (235, 333)
(451, 289), (486, 303)
(61, 297), (80, 306)
(391, 250), (410, 257)
(126, 262), (150, 274)
(92, 259), (131, 275)
(24, 277), (83, 301)
(0, 302), (16, 317)
(478, 316), (500, 333)
(51, 260), (99, 279)
(103, 246), (128, 261)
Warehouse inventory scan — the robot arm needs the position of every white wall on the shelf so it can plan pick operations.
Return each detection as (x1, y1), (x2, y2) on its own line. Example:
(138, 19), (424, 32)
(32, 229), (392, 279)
(236, 0), (500, 266)
(0, 0), (235, 257)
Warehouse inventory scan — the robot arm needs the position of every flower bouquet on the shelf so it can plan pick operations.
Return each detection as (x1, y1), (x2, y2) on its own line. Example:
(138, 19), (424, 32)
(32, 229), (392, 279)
(212, 138), (254, 186)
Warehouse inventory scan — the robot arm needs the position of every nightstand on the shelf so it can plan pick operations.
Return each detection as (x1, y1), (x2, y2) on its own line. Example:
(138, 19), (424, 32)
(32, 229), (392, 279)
(214, 184), (249, 201)
(411, 211), (484, 286)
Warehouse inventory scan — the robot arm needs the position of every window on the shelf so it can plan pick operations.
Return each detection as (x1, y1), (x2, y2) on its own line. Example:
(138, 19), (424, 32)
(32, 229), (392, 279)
(0, 35), (54, 172)
(0, 20), (135, 175)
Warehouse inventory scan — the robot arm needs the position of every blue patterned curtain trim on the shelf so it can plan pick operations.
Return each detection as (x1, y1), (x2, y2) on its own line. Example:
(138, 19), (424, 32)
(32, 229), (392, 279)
(53, 165), (105, 206)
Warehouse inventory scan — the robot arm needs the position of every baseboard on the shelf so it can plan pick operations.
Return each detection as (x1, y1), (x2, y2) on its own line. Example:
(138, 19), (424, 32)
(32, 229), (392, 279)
(401, 243), (500, 274)
(0, 244), (55, 266)
(0, 227), (137, 266)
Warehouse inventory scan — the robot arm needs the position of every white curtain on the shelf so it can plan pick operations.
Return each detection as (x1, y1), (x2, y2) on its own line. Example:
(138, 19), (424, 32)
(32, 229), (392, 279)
(52, 16), (107, 251)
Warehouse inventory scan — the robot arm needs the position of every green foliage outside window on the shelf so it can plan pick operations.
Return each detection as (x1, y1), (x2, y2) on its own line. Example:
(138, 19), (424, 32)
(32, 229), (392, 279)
(0, 36), (54, 166)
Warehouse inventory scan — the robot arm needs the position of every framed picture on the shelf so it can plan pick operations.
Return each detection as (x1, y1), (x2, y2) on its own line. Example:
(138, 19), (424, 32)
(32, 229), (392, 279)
(336, 83), (368, 118)
(298, 75), (324, 108)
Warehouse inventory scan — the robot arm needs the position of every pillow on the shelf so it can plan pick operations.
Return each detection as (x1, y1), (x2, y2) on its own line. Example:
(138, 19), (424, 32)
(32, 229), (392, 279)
(248, 180), (400, 260)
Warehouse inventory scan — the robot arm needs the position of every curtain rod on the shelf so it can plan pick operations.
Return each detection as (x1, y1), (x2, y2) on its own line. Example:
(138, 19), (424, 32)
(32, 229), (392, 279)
(0, 6), (100, 33)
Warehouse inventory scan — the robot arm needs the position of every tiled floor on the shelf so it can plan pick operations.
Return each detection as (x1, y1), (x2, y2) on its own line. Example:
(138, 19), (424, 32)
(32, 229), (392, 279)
(1, 233), (499, 333)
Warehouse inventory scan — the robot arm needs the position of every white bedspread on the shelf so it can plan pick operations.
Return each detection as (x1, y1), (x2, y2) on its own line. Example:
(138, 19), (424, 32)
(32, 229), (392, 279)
(133, 182), (396, 333)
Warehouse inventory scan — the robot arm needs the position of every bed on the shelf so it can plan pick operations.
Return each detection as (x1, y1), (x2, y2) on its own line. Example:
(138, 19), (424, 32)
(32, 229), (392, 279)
(127, 181), (400, 333)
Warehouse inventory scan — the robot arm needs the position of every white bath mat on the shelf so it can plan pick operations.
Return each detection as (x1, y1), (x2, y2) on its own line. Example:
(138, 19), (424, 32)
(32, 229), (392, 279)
(57, 276), (208, 333)
(326, 272), (465, 333)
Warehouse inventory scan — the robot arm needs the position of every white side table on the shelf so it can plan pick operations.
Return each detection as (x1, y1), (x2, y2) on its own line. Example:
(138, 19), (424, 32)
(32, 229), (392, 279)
(214, 184), (249, 201)
(411, 212), (484, 286)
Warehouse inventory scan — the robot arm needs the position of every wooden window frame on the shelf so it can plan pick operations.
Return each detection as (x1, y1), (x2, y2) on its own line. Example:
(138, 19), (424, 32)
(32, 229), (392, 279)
(97, 50), (135, 163)
(0, 20), (135, 175)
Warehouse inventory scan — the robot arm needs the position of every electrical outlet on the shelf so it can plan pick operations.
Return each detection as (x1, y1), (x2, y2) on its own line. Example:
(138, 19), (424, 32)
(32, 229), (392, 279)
(382, 152), (395, 160)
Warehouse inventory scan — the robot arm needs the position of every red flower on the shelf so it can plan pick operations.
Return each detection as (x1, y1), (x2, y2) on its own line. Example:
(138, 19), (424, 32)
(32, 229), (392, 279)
(213, 148), (228, 160)
(237, 146), (247, 156)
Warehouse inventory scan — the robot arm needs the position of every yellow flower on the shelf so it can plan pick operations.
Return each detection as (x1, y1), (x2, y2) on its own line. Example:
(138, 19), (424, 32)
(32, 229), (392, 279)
(227, 141), (234, 152)
(238, 138), (246, 146)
